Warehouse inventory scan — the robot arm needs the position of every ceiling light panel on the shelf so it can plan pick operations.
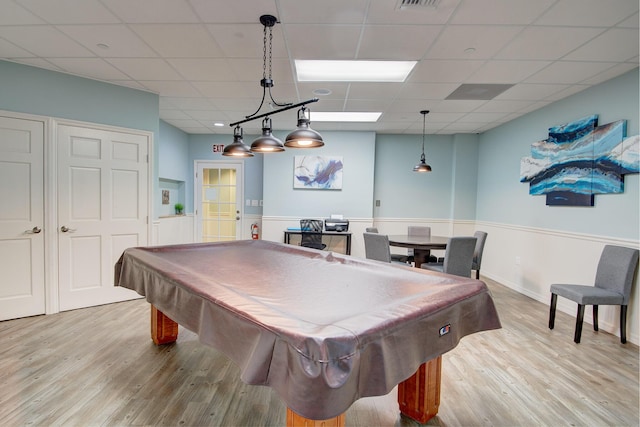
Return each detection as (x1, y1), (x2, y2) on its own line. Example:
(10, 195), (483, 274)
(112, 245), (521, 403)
(311, 112), (382, 122)
(295, 60), (417, 82)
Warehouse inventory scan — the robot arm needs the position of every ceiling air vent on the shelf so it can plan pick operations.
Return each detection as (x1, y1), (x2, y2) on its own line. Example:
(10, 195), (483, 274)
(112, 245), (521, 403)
(397, 0), (441, 9)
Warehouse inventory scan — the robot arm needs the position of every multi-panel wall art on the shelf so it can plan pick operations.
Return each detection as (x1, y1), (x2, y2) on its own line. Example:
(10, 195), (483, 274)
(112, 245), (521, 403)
(520, 114), (639, 206)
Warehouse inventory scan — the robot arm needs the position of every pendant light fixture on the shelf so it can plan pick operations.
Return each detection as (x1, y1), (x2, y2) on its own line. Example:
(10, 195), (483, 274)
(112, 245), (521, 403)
(285, 106), (324, 148)
(222, 126), (254, 157)
(413, 110), (432, 172)
(250, 117), (285, 152)
(223, 15), (322, 154)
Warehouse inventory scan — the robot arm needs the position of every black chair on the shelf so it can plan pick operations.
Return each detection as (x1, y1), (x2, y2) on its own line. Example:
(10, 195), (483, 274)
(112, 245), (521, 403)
(300, 219), (326, 250)
(549, 245), (639, 344)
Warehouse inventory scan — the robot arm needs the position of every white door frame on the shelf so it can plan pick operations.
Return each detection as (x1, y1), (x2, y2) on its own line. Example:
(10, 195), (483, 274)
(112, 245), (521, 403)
(194, 160), (244, 242)
(0, 110), (153, 315)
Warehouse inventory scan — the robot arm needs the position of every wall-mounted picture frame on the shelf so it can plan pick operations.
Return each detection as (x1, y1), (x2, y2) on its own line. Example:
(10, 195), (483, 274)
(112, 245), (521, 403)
(294, 156), (343, 190)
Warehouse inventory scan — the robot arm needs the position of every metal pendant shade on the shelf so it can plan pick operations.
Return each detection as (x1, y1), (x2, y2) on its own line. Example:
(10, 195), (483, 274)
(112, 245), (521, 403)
(413, 110), (432, 173)
(222, 126), (254, 157)
(285, 107), (324, 148)
(251, 117), (285, 152)
(224, 15), (323, 154)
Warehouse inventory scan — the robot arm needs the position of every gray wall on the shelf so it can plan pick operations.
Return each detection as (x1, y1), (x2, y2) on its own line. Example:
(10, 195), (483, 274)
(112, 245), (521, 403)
(476, 68), (639, 240)
(263, 131), (376, 219)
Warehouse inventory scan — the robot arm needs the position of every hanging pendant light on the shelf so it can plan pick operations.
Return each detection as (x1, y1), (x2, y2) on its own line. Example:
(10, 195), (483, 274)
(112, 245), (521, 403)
(413, 110), (432, 172)
(285, 106), (324, 148)
(222, 126), (254, 157)
(251, 117), (285, 152)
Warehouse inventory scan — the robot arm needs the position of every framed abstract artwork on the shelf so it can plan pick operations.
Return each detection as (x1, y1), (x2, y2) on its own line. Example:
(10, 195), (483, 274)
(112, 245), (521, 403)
(294, 156), (343, 190)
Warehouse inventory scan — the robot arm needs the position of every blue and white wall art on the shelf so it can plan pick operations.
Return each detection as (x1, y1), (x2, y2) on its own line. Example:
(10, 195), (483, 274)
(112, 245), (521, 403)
(520, 114), (639, 206)
(294, 155), (344, 190)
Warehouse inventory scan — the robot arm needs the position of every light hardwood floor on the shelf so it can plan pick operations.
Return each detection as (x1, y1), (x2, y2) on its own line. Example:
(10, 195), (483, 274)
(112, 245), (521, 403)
(0, 278), (638, 426)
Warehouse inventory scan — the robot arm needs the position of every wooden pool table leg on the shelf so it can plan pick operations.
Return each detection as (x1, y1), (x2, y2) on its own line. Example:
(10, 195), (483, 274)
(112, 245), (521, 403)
(286, 408), (345, 427)
(397, 355), (442, 423)
(150, 305), (178, 345)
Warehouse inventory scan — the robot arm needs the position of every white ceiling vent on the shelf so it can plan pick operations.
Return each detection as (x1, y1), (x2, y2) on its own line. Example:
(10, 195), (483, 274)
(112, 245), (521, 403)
(396, 0), (441, 9)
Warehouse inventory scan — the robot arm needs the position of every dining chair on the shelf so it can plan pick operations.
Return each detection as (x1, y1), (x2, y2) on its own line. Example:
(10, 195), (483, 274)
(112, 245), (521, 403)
(420, 236), (477, 278)
(407, 226), (437, 264)
(471, 231), (488, 279)
(548, 245), (639, 344)
(365, 228), (409, 263)
(363, 232), (406, 265)
(299, 219), (326, 250)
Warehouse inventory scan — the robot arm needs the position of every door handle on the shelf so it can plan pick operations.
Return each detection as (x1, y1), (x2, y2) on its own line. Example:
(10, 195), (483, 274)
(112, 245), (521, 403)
(60, 226), (76, 233)
(25, 226), (42, 234)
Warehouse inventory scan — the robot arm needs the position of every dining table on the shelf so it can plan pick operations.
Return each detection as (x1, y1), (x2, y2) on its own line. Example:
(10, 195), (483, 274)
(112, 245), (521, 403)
(387, 234), (449, 268)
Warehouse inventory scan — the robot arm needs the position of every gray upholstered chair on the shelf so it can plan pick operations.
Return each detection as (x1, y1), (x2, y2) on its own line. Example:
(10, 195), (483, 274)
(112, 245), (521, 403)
(363, 232), (406, 265)
(471, 231), (488, 279)
(549, 245), (639, 344)
(420, 236), (477, 278)
(406, 226), (435, 264)
(365, 227), (409, 263)
(299, 219), (326, 250)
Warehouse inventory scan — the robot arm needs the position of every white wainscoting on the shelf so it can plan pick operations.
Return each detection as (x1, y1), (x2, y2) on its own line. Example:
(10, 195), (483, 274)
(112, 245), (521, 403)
(476, 221), (639, 345)
(153, 214), (194, 246)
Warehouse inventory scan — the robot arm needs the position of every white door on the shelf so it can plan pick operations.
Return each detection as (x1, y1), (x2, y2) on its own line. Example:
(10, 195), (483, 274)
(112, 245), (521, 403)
(0, 116), (45, 321)
(195, 161), (243, 242)
(57, 124), (149, 311)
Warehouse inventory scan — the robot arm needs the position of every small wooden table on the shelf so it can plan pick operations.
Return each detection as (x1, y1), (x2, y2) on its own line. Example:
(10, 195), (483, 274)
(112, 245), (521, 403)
(388, 234), (449, 268)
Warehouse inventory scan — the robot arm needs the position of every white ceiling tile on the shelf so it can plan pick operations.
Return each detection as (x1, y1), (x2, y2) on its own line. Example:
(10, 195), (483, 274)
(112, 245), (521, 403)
(434, 99), (486, 112)
(192, 81), (259, 98)
(345, 99), (394, 111)
(159, 109), (192, 120)
(0, 38), (35, 57)
(295, 82), (350, 99)
(163, 97), (216, 110)
(535, 0), (639, 27)
(284, 25), (361, 60)
(278, 0), (368, 24)
(398, 83), (460, 99)
(544, 84), (590, 101)
(108, 80), (150, 91)
(564, 29), (639, 62)
(18, 0), (120, 24)
(408, 60), (485, 83)
(47, 58), (131, 80)
(188, 0), (278, 23)
(580, 62), (638, 85)
(358, 25), (442, 60)
(167, 58), (236, 81)
(56, 25), (157, 58)
(467, 60), (551, 83)
(138, 81), (201, 97)
(347, 82), (404, 99)
(525, 61), (617, 84)
(366, 0), (461, 25)
(309, 99), (348, 112)
(452, 0), (556, 24)
(0, 1), (45, 25)
(495, 27), (605, 60)
(618, 12), (639, 28)
(473, 100), (535, 113)
(206, 23), (288, 59)
(226, 58), (293, 83)
(460, 111), (511, 122)
(162, 118), (203, 128)
(496, 83), (572, 100)
(426, 25), (523, 60)
(0, 26), (93, 57)
(130, 24), (223, 58)
(107, 58), (183, 80)
(102, 0), (200, 23)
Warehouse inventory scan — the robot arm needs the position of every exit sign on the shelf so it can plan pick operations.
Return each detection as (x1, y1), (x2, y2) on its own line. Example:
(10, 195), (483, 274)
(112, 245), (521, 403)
(213, 144), (224, 153)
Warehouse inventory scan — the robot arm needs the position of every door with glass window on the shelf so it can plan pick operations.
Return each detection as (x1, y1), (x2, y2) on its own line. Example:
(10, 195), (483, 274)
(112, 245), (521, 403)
(195, 161), (243, 242)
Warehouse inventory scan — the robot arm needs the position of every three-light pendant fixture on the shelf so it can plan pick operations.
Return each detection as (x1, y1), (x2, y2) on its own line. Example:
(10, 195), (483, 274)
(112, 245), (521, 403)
(222, 15), (323, 157)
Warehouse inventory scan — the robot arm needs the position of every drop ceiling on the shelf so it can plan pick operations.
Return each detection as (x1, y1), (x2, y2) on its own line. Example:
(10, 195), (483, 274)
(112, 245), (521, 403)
(0, 0), (637, 135)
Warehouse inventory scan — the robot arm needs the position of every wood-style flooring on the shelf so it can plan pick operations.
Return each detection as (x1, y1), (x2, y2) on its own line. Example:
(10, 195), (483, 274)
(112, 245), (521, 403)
(0, 278), (638, 426)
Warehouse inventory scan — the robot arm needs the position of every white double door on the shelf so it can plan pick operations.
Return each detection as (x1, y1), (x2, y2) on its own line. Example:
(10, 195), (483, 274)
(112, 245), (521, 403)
(0, 115), (149, 320)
